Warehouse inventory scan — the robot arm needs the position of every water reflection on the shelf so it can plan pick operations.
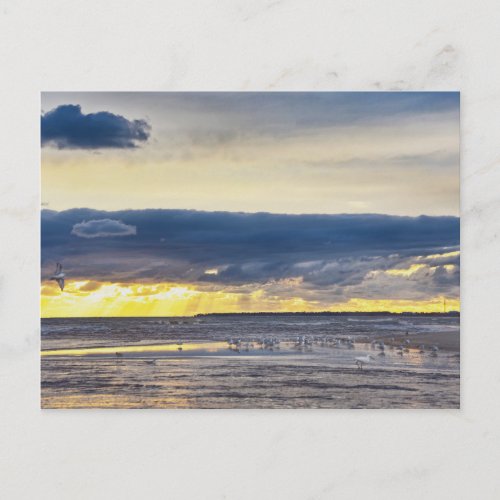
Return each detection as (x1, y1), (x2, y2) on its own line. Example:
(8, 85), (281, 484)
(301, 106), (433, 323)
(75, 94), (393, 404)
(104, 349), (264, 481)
(41, 341), (227, 357)
(41, 315), (460, 409)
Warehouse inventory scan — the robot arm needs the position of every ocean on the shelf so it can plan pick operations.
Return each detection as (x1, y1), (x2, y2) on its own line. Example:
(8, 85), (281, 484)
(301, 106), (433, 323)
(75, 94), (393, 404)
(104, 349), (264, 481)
(41, 314), (460, 409)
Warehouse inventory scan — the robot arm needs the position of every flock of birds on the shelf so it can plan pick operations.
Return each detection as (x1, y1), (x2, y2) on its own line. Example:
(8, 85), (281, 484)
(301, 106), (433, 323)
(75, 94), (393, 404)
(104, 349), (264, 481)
(225, 335), (356, 352)
(370, 338), (439, 356)
(223, 334), (440, 370)
(112, 334), (441, 369)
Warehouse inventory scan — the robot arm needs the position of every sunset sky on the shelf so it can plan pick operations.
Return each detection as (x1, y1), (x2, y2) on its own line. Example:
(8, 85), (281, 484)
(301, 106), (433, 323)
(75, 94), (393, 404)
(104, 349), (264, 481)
(41, 92), (460, 317)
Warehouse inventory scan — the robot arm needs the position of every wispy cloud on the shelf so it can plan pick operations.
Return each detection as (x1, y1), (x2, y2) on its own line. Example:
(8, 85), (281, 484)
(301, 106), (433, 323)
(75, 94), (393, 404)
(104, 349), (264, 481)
(71, 219), (137, 238)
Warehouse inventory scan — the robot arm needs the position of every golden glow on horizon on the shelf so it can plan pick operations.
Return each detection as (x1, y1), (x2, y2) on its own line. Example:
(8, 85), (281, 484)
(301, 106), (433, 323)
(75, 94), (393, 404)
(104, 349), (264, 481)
(424, 250), (460, 259)
(385, 264), (427, 277)
(41, 280), (459, 317)
(326, 297), (459, 313)
(375, 256), (459, 279)
(204, 268), (219, 275)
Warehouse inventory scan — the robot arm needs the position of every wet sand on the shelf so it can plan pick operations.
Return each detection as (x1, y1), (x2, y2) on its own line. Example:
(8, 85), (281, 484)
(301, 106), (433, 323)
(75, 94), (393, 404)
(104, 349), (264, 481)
(41, 315), (460, 408)
(385, 331), (459, 352)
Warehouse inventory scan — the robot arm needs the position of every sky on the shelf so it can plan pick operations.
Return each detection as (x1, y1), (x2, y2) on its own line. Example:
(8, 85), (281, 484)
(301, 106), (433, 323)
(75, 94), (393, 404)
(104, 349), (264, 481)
(41, 92), (460, 317)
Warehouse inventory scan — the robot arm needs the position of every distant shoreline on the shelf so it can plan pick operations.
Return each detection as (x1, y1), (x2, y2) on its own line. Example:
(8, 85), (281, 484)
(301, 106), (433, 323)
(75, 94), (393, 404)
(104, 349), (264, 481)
(41, 311), (460, 320)
(195, 311), (460, 317)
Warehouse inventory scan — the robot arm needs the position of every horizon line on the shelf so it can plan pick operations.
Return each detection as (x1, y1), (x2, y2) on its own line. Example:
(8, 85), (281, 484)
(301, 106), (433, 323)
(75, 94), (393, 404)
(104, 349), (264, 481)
(40, 206), (460, 219)
(41, 311), (460, 319)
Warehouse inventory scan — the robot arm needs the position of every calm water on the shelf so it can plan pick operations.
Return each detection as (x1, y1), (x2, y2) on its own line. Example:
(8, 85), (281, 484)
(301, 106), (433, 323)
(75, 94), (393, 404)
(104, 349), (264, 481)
(41, 314), (460, 409)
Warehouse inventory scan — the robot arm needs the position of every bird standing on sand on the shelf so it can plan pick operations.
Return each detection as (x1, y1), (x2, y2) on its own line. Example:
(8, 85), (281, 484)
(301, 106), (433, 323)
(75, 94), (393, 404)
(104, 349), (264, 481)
(355, 354), (373, 370)
(50, 262), (65, 291)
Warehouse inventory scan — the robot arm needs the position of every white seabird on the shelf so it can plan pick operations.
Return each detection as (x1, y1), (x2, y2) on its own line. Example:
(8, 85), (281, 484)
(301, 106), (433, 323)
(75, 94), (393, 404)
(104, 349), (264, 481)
(50, 262), (65, 291)
(355, 354), (373, 370)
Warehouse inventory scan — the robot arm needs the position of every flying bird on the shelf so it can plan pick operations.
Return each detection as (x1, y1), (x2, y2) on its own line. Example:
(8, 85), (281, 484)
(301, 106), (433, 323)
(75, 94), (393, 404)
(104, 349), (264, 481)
(50, 262), (65, 291)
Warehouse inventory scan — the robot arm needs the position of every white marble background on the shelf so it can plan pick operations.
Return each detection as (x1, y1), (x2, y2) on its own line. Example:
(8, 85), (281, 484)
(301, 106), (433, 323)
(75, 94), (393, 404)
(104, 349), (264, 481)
(0, 1), (499, 498)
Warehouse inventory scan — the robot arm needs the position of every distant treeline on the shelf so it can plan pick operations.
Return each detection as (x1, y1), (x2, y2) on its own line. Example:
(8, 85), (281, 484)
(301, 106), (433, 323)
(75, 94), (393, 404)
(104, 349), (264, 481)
(43, 311), (460, 320)
(195, 311), (460, 318)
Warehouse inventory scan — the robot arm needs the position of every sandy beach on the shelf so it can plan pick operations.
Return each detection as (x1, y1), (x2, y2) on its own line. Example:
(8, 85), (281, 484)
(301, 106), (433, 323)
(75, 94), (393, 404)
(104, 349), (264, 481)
(41, 314), (460, 409)
(384, 331), (460, 352)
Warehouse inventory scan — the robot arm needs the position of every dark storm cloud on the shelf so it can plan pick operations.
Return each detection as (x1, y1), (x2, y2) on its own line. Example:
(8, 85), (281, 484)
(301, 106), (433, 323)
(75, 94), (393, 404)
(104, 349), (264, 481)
(41, 208), (459, 289)
(431, 264), (460, 288)
(41, 104), (150, 149)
